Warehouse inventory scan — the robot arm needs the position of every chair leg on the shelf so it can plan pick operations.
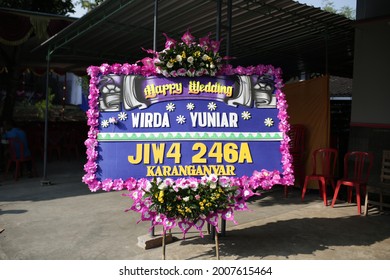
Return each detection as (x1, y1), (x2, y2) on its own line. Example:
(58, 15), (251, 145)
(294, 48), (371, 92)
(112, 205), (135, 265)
(364, 189), (369, 216)
(319, 178), (327, 206)
(301, 176), (309, 201)
(356, 185), (362, 215)
(331, 182), (341, 207)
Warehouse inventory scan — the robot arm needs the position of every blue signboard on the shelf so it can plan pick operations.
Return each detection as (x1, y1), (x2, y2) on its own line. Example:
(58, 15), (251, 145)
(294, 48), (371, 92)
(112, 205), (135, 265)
(83, 65), (293, 191)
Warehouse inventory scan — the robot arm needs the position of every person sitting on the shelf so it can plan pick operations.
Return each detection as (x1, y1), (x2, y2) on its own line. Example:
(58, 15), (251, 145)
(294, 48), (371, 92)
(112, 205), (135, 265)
(2, 120), (33, 177)
(3, 120), (31, 158)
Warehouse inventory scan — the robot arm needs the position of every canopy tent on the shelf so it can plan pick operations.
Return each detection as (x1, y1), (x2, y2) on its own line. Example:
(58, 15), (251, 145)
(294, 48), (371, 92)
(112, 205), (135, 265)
(35, 0), (355, 79)
(29, 0), (355, 184)
(0, 7), (76, 72)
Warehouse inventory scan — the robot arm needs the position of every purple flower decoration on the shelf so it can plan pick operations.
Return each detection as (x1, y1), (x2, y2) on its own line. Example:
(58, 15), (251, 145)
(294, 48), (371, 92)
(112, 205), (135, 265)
(181, 29), (195, 45)
(178, 220), (193, 239)
(199, 32), (211, 49)
(163, 33), (177, 49)
(210, 39), (221, 54)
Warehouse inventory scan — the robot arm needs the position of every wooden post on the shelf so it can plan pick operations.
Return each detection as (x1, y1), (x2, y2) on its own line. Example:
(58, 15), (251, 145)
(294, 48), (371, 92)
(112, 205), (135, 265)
(215, 226), (220, 260)
(162, 229), (166, 260)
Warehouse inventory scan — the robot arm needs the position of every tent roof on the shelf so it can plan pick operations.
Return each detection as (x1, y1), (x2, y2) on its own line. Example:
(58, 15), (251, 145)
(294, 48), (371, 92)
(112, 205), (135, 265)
(0, 7), (76, 71)
(38, 0), (355, 79)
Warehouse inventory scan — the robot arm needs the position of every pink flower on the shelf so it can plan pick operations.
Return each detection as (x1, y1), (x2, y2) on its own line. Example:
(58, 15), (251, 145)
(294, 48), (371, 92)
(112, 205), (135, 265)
(210, 39), (221, 53)
(99, 63), (111, 75)
(83, 161), (97, 173)
(111, 63), (122, 74)
(124, 177), (138, 191)
(181, 29), (195, 45)
(177, 68), (187, 76)
(199, 33), (211, 49)
(163, 33), (177, 49)
(87, 66), (100, 77)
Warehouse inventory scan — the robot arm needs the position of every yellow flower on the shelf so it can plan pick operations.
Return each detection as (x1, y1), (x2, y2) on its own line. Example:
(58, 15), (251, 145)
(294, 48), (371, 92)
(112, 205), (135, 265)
(194, 51), (201, 57)
(159, 190), (164, 198)
(200, 206), (205, 211)
(181, 51), (186, 58)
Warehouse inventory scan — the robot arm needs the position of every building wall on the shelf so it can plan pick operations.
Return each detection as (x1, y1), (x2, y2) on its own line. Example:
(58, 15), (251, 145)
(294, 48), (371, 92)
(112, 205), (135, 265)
(350, 0), (390, 184)
(352, 0), (390, 125)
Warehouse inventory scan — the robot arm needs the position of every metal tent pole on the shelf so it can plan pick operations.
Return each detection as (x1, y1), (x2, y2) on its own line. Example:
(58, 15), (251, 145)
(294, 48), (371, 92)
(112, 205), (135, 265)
(216, 0), (222, 41)
(41, 47), (52, 186)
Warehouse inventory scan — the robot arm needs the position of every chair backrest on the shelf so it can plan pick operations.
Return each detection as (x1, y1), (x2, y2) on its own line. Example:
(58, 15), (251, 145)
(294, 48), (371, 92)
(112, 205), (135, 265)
(343, 151), (374, 183)
(8, 137), (27, 160)
(312, 148), (338, 177)
(381, 150), (390, 184)
(288, 124), (305, 154)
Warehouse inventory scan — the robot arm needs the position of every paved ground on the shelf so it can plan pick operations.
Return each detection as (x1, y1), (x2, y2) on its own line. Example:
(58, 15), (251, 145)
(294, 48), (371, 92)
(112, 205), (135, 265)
(1, 159), (390, 260)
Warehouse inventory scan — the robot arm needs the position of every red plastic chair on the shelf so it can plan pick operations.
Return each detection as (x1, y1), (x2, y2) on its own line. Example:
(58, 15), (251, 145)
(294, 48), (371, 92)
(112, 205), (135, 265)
(301, 148), (338, 206)
(5, 138), (37, 181)
(331, 151), (374, 215)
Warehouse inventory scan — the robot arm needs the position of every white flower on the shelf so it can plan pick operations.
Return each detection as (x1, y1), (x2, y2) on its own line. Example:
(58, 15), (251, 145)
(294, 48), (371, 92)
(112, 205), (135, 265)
(186, 103), (195, 111)
(176, 115), (186, 124)
(202, 54), (209, 61)
(183, 196), (190, 202)
(207, 102), (217, 111)
(176, 55), (182, 62)
(210, 182), (217, 189)
(166, 103), (176, 112)
(118, 112), (127, 121)
(166, 61), (174, 68)
(158, 183), (168, 190)
(155, 214), (163, 223)
(209, 174), (218, 183)
(101, 120), (109, 128)
(187, 56), (194, 64)
(241, 111), (251, 120)
(264, 117), (274, 127)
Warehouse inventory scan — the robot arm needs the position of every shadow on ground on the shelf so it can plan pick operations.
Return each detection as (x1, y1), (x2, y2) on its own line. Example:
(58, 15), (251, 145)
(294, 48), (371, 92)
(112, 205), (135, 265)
(179, 214), (390, 259)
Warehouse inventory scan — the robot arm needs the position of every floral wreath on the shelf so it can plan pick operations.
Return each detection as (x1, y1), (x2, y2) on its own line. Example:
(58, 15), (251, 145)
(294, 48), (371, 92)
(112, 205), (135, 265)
(83, 30), (294, 237)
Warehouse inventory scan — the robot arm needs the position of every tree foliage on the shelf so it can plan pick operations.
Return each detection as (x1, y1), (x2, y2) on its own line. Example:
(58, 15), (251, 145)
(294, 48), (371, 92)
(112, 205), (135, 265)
(0, 0), (75, 15)
(79, 0), (104, 11)
(321, 0), (355, 19)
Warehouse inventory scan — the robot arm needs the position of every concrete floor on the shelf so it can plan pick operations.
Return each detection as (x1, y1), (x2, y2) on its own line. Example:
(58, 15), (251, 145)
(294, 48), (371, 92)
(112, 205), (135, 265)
(1, 159), (390, 260)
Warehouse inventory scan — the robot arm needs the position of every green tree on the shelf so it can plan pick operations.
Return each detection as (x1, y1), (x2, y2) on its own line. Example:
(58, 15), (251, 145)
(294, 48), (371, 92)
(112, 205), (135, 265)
(78, 0), (104, 12)
(321, 0), (355, 19)
(339, 5), (355, 19)
(0, 0), (75, 15)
